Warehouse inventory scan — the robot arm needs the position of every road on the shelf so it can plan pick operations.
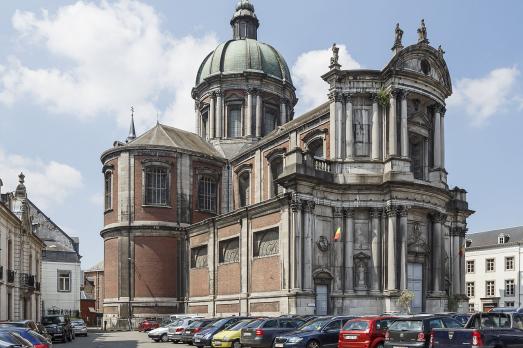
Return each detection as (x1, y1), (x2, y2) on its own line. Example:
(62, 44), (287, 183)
(65, 330), (190, 348)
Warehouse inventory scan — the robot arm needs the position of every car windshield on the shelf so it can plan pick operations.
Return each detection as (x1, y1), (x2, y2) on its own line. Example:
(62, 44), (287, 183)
(469, 314), (511, 329)
(211, 319), (230, 328)
(42, 317), (64, 325)
(72, 320), (84, 326)
(244, 319), (264, 328)
(389, 320), (423, 332)
(343, 320), (369, 331)
(297, 318), (330, 332)
(167, 320), (182, 327)
(189, 320), (206, 328)
(228, 319), (253, 331)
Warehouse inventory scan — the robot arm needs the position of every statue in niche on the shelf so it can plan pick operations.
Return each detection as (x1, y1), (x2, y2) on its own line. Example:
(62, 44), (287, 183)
(417, 19), (429, 44)
(356, 261), (367, 288)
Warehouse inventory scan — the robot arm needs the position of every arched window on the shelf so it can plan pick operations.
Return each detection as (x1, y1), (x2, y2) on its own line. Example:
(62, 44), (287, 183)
(144, 166), (169, 206)
(238, 171), (250, 208)
(198, 176), (217, 212)
(308, 138), (324, 159)
(263, 105), (279, 135)
(409, 134), (426, 180)
(353, 106), (371, 156)
(227, 104), (242, 138)
(270, 157), (284, 197)
(104, 171), (112, 211)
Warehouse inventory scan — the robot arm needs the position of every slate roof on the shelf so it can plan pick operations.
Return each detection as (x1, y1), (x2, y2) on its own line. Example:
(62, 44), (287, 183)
(128, 123), (223, 158)
(467, 226), (523, 249)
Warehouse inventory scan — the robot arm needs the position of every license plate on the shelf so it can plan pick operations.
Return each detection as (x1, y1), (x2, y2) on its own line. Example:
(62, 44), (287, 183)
(393, 346), (407, 348)
(345, 335), (357, 340)
(186, 331), (191, 334)
(215, 342), (221, 346)
(275, 344), (284, 347)
(244, 333), (252, 337)
(194, 338), (201, 343)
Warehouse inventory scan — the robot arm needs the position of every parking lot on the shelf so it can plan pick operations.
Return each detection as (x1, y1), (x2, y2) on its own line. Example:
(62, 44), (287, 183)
(67, 330), (192, 348)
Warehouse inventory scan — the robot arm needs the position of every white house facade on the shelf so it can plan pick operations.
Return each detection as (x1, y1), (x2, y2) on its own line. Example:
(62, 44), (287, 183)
(41, 260), (81, 316)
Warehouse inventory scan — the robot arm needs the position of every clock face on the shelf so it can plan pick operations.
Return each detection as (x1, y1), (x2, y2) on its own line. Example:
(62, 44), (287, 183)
(420, 59), (431, 75)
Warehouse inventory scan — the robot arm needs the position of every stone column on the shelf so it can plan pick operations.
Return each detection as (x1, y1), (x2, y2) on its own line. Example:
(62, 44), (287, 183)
(333, 207), (344, 292)
(386, 206), (397, 291)
(440, 108), (446, 169)
(459, 233), (466, 295)
(246, 89), (253, 137)
(209, 93), (216, 139)
(336, 94), (344, 159)
(345, 94), (354, 159)
(216, 91), (223, 138)
(432, 212), (444, 294)
(400, 93), (409, 158)
(280, 98), (287, 125)
(371, 95), (380, 160)
(399, 207), (409, 290)
(433, 106), (442, 168)
(344, 208), (355, 294)
(452, 229), (462, 295)
(291, 197), (303, 289)
(255, 92), (262, 137)
(303, 200), (315, 290)
(388, 91), (398, 157)
(329, 91), (342, 159)
(370, 208), (381, 293)
(195, 102), (201, 137)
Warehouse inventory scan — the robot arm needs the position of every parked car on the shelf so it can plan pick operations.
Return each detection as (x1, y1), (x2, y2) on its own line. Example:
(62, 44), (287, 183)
(148, 320), (181, 343)
(0, 330), (33, 348)
(194, 317), (248, 348)
(36, 323), (53, 342)
(0, 321), (38, 332)
(489, 307), (523, 313)
(384, 315), (461, 348)
(212, 318), (256, 348)
(449, 314), (471, 327)
(137, 318), (161, 332)
(242, 317), (307, 348)
(272, 316), (353, 348)
(0, 327), (52, 348)
(338, 316), (397, 348)
(181, 319), (216, 345)
(41, 314), (74, 343)
(168, 317), (203, 342)
(431, 311), (523, 347)
(71, 319), (88, 337)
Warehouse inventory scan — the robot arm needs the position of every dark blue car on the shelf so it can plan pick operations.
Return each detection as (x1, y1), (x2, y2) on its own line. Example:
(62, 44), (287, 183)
(273, 316), (354, 348)
(0, 327), (51, 347)
(0, 330), (32, 348)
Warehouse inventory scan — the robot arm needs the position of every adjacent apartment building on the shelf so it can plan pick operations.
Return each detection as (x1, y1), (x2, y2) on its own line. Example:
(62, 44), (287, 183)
(465, 226), (523, 312)
(0, 174), (45, 321)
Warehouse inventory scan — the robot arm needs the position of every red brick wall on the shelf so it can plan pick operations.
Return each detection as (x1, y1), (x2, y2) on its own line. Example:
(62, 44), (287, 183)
(104, 158), (118, 226)
(217, 263), (240, 295)
(134, 236), (179, 298)
(252, 212), (280, 230)
(188, 305), (208, 314)
(251, 256), (281, 292)
(133, 156), (177, 223)
(189, 268), (209, 297)
(104, 238), (118, 298)
(190, 234), (209, 247)
(250, 301), (280, 312)
(216, 303), (239, 314)
(218, 224), (240, 239)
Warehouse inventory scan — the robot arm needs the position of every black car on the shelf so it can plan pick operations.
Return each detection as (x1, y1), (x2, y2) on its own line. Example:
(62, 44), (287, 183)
(181, 319), (216, 345)
(384, 315), (462, 348)
(42, 314), (74, 343)
(240, 317), (306, 348)
(193, 317), (248, 348)
(273, 316), (354, 348)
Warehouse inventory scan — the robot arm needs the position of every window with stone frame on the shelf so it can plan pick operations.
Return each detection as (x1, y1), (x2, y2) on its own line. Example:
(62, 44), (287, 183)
(144, 165), (169, 206)
(227, 103), (242, 138)
(486, 258), (495, 272)
(352, 98), (371, 157)
(263, 104), (279, 136)
(466, 260), (475, 273)
(190, 245), (208, 269)
(505, 301), (515, 308)
(270, 157), (284, 197)
(506, 256), (515, 271)
(409, 133), (426, 180)
(468, 303), (475, 313)
(219, 237), (239, 264)
(238, 171), (250, 208)
(104, 171), (112, 211)
(198, 175), (217, 213)
(486, 280), (495, 297)
(505, 279), (515, 297)
(201, 109), (209, 139)
(58, 270), (71, 292)
(253, 228), (279, 257)
(466, 282), (475, 297)
(307, 138), (324, 159)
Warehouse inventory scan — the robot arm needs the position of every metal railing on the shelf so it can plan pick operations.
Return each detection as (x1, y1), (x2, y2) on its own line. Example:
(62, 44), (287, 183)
(7, 270), (15, 283)
(20, 273), (35, 288)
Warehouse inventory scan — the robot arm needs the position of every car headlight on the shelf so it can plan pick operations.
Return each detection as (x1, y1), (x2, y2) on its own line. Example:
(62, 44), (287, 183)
(204, 333), (213, 340)
(221, 336), (229, 342)
(287, 337), (303, 343)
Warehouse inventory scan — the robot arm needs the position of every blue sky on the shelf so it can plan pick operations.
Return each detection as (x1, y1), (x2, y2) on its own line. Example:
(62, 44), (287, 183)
(0, 0), (522, 268)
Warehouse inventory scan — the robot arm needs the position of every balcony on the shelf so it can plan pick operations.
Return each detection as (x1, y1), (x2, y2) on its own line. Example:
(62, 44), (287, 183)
(7, 270), (15, 283)
(20, 273), (35, 289)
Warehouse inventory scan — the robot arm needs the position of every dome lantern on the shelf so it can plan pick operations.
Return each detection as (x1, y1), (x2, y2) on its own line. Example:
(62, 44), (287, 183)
(231, 0), (259, 40)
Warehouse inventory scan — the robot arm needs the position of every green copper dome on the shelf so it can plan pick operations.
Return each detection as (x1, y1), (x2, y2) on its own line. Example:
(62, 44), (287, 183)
(196, 39), (293, 86)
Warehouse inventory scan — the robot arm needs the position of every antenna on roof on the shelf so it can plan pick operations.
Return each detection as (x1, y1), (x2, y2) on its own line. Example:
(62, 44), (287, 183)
(126, 106), (136, 143)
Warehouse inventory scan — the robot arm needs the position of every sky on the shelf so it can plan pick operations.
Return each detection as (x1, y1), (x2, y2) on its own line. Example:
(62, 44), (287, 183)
(0, 0), (522, 269)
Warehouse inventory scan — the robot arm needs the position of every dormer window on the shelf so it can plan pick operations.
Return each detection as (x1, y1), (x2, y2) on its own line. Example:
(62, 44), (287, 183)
(498, 234), (510, 244)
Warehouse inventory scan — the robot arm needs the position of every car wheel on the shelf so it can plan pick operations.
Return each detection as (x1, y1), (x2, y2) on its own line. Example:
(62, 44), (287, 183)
(375, 344), (384, 348)
(161, 334), (169, 342)
(233, 340), (242, 348)
(306, 340), (320, 348)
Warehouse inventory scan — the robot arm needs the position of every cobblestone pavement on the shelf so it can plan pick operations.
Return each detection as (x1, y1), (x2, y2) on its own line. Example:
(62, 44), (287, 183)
(65, 330), (191, 348)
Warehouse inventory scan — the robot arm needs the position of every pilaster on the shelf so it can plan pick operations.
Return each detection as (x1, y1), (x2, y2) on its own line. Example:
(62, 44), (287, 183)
(344, 208), (355, 294)
(371, 94), (380, 161)
(370, 208), (381, 294)
(345, 94), (354, 160)
(385, 205), (398, 293)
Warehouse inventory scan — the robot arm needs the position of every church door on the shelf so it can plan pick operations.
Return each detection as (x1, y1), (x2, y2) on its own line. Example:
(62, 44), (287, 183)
(408, 263), (423, 314)
(315, 285), (328, 315)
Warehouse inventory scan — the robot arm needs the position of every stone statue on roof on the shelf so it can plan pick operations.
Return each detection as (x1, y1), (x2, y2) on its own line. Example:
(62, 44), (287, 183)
(329, 43), (341, 70)
(394, 23), (403, 47)
(417, 19), (429, 44)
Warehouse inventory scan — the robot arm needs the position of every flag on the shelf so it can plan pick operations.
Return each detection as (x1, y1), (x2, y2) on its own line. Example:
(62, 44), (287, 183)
(334, 227), (341, 241)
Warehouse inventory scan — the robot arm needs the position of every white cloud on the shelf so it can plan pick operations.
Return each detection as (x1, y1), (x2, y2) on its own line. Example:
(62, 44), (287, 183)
(0, 148), (83, 209)
(0, 0), (218, 132)
(292, 44), (361, 114)
(89, 192), (103, 208)
(448, 67), (520, 126)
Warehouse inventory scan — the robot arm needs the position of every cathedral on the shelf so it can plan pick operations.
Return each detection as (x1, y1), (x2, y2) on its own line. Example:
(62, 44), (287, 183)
(100, 1), (473, 324)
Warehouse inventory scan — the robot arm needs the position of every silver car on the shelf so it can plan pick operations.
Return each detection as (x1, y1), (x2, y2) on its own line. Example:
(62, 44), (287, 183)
(71, 319), (88, 337)
(168, 317), (203, 342)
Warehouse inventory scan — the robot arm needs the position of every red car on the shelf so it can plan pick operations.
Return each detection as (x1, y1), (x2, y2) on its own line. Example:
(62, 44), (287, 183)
(338, 316), (397, 348)
(138, 319), (161, 332)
